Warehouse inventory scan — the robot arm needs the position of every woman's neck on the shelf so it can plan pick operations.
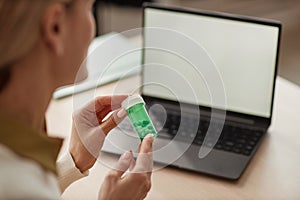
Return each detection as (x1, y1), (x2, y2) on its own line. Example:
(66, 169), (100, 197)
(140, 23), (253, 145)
(0, 53), (55, 132)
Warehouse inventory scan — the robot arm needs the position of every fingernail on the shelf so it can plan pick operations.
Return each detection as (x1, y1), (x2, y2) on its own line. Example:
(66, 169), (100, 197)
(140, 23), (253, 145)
(117, 108), (127, 118)
(144, 133), (154, 140)
(121, 151), (131, 160)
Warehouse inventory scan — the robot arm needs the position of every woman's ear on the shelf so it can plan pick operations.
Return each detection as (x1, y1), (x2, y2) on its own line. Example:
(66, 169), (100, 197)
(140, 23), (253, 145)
(41, 3), (66, 56)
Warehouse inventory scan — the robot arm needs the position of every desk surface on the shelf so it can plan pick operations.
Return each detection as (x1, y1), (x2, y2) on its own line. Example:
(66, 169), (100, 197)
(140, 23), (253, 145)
(46, 75), (300, 200)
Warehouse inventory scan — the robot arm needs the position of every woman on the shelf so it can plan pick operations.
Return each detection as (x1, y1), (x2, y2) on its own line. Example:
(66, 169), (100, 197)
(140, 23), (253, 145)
(0, 0), (153, 199)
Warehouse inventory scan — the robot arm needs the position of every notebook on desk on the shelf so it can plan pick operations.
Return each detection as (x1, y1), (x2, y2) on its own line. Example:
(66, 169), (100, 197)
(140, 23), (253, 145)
(102, 4), (281, 179)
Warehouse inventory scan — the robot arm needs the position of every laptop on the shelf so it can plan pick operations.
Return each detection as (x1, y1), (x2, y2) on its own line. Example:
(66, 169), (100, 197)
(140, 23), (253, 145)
(102, 4), (281, 179)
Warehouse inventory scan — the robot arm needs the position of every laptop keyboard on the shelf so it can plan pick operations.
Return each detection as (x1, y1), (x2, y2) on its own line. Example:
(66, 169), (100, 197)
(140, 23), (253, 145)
(157, 111), (263, 156)
(120, 110), (264, 156)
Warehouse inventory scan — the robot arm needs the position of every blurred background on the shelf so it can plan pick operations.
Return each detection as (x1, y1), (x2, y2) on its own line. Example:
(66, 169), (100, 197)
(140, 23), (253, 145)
(93, 0), (300, 86)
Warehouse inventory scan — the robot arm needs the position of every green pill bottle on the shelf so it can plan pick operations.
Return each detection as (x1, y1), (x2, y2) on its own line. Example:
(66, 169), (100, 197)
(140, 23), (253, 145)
(122, 95), (158, 140)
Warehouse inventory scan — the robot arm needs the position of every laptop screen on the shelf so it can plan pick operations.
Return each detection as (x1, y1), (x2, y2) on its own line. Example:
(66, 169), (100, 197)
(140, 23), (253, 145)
(142, 6), (280, 118)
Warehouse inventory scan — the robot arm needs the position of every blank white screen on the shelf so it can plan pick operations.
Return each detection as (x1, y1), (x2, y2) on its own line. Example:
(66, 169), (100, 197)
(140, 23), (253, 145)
(143, 8), (279, 118)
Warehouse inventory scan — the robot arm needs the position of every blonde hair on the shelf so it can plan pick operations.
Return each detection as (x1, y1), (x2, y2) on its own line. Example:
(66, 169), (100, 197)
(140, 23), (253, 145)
(0, 0), (71, 91)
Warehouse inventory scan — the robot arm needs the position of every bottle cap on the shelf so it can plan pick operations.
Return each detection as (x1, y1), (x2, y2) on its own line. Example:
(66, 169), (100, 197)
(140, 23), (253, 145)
(121, 95), (145, 110)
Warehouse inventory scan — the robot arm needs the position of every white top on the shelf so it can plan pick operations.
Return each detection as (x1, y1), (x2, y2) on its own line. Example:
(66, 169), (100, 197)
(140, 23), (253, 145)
(121, 95), (145, 110)
(0, 144), (88, 199)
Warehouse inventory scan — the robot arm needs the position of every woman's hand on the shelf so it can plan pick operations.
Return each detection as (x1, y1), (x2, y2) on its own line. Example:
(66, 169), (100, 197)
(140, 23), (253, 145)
(98, 134), (154, 200)
(69, 95), (128, 173)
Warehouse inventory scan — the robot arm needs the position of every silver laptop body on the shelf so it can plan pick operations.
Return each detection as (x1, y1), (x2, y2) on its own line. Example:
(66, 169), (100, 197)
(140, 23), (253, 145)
(102, 4), (281, 180)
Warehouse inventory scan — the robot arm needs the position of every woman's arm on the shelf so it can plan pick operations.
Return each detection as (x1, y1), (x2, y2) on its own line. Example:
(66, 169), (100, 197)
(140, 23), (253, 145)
(56, 95), (127, 192)
(56, 151), (89, 192)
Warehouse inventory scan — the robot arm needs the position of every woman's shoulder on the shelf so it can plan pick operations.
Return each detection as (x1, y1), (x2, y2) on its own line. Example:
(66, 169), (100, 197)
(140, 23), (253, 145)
(0, 144), (61, 199)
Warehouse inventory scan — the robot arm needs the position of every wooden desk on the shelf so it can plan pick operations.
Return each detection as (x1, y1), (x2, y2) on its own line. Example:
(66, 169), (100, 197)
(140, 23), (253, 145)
(46, 75), (300, 199)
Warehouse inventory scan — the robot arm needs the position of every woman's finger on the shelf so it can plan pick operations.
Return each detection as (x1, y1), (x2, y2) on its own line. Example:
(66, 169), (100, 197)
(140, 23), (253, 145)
(100, 108), (127, 134)
(96, 106), (112, 123)
(133, 134), (154, 175)
(129, 155), (136, 171)
(112, 150), (134, 178)
(81, 95), (128, 125)
(95, 95), (129, 112)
